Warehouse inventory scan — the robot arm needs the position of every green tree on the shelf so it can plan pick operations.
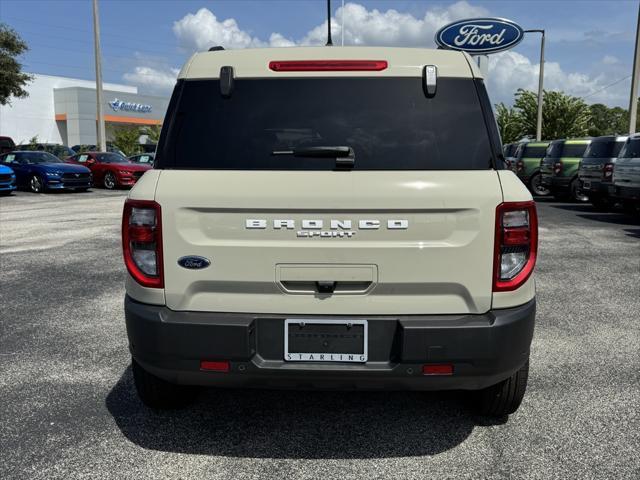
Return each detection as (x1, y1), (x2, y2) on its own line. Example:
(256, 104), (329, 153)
(587, 102), (639, 136)
(112, 126), (142, 156)
(513, 89), (591, 140)
(0, 23), (33, 105)
(495, 103), (523, 144)
(141, 124), (162, 144)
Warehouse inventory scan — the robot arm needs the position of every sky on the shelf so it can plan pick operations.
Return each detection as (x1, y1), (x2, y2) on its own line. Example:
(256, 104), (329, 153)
(0, 0), (638, 107)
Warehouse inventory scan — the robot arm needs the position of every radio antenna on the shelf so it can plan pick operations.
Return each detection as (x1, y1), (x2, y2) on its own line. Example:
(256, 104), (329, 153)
(326, 0), (333, 46)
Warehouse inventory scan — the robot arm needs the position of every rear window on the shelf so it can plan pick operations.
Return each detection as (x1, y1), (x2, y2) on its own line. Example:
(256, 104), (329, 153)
(96, 153), (127, 163)
(521, 145), (547, 158)
(583, 140), (624, 158)
(546, 142), (589, 158)
(157, 77), (494, 170)
(618, 139), (640, 158)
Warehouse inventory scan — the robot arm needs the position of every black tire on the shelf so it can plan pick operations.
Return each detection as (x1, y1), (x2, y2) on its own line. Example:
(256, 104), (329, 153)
(570, 178), (588, 202)
(29, 174), (45, 193)
(474, 360), (529, 417)
(132, 358), (197, 409)
(622, 200), (640, 216)
(103, 172), (117, 190)
(529, 172), (550, 197)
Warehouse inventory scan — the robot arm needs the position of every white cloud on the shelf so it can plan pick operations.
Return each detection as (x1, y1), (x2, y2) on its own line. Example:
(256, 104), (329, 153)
(123, 2), (628, 107)
(171, 2), (487, 50)
(487, 51), (629, 106)
(123, 66), (179, 94)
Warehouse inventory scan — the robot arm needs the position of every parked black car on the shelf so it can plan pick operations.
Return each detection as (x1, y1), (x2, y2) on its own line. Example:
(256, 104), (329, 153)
(128, 152), (155, 167)
(578, 135), (627, 210)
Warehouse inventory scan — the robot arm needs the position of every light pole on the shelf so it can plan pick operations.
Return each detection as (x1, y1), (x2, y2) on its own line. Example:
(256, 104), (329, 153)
(93, 0), (106, 151)
(628, 3), (640, 134)
(524, 29), (545, 142)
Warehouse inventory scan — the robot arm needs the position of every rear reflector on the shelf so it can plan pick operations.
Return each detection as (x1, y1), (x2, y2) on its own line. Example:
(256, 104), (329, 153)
(422, 364), (454, 376)
(269, 60), (388, 72)
(200, 360), (230, 372)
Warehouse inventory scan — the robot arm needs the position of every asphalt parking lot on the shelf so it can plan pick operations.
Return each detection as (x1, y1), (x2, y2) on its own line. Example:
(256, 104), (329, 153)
(1, 189), (639, 480)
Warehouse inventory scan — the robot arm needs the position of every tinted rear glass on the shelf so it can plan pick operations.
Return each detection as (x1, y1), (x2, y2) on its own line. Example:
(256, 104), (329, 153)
(96, 153), (128, 163)
(521, 145), (547, 158)
(583, 140), (624, 158)
(618, 139), (640, 158)
(157, 78), (493, 170)
(546, 142), (589, 158)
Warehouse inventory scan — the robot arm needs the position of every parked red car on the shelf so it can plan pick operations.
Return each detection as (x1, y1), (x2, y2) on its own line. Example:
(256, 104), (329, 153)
(66, 151), (151, 189)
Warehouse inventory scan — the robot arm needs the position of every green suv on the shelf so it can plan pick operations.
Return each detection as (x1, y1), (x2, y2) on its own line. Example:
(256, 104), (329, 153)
(513, 141), (550, 196)
(540, 139), (591, 201)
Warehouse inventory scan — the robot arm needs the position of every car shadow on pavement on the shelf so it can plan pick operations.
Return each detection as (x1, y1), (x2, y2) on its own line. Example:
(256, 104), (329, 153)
(106, 367), (490, 459)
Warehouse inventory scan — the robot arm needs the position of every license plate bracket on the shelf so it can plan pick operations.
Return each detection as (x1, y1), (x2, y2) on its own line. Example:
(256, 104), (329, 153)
(284, 319), (368, 362)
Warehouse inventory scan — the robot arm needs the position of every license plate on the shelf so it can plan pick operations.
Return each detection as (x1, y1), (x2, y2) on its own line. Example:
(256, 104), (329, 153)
(284, 319), (368, 362)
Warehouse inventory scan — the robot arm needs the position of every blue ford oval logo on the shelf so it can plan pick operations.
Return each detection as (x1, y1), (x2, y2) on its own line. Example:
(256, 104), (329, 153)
(177, 256), (211, 269)
(435, 17), (524, 54)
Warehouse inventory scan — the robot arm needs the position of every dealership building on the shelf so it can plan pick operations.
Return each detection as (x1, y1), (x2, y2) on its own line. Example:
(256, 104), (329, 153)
(0, 73), (169, 146)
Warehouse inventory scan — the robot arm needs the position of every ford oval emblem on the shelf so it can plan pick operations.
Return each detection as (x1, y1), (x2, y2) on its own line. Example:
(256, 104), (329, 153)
(177, 256), (211, 269)
(435, 17), (524, 54)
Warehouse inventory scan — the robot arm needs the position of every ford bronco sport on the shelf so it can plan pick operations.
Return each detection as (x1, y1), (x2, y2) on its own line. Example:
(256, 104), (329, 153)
(123, 47), (538, 417)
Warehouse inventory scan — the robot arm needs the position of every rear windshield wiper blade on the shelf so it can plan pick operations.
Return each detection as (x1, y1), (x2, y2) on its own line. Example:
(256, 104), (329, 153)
(272, 146), (353, 158)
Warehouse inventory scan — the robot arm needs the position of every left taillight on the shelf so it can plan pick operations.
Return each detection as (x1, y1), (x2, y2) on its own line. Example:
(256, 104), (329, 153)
(493, 201), (538, 292)
(603, 163), (614, 181)
(553, 161), (563, 175)
(122, 199), (163, 288)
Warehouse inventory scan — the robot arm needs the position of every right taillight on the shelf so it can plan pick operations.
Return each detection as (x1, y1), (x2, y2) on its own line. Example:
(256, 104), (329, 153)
(516, 160), (524, 172)
(553, 161), (563, 175)
(122, 199), (163, 288)
(603, 163), (614, 182)
(493, 201), (538, 292)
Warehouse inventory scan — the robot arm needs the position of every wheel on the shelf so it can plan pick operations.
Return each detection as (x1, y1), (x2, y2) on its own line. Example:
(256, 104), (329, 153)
(103, 172), (117, 189)
(29, 174), (44, 193)
(131, 358), (197, 409)
(570, 178), (588, 202)
(474, 360), (529, 417)
(529, 172), (550, 197)
(622, 200), (640, 216)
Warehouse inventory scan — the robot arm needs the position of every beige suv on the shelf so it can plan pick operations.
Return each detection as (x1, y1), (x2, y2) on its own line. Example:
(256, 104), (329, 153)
(122, 46), (538, 417)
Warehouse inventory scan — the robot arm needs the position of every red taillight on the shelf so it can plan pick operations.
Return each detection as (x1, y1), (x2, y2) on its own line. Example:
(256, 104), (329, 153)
(493, 201), (538, 292)
(422, 364), (454, 376)
(603, 163), (614, 181)
(200, 360), (230, 372)
(553, 161), (563, 175)
(516, 160), (524, 172)
(122, 199), (163, 288)
(268, 60), (388, 72)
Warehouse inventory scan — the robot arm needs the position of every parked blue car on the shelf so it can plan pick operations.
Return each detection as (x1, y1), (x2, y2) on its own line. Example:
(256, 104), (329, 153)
(0, 151), (92, 193)
(0, 163), (17, 195)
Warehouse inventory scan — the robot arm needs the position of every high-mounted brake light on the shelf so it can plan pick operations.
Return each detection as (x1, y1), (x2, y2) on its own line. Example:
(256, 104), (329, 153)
(493, 201), (538, 292)
(268, 60), (388, 72)
(122, 199), (163, 288)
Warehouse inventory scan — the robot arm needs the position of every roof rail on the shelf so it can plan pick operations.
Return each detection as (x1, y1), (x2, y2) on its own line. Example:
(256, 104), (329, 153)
(208, 46), (225, 52)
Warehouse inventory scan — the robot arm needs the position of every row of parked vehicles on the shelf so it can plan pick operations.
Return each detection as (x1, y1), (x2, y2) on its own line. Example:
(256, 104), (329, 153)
(503, 135), (640, 212)
(0, 142), (155, 195)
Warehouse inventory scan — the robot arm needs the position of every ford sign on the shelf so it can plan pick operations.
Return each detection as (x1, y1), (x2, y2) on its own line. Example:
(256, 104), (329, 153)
(435, 18), (524, 54)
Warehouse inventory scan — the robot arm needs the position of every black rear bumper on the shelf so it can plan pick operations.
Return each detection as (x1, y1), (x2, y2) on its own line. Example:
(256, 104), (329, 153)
(608, 184), (640, 201)
(125, 296), (535, 391)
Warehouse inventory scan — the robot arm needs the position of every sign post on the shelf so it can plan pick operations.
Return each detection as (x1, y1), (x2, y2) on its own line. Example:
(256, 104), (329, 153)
(92, 0), (106, 152)
(524, 29), (545, 141)
(629, 3), (640, 134)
